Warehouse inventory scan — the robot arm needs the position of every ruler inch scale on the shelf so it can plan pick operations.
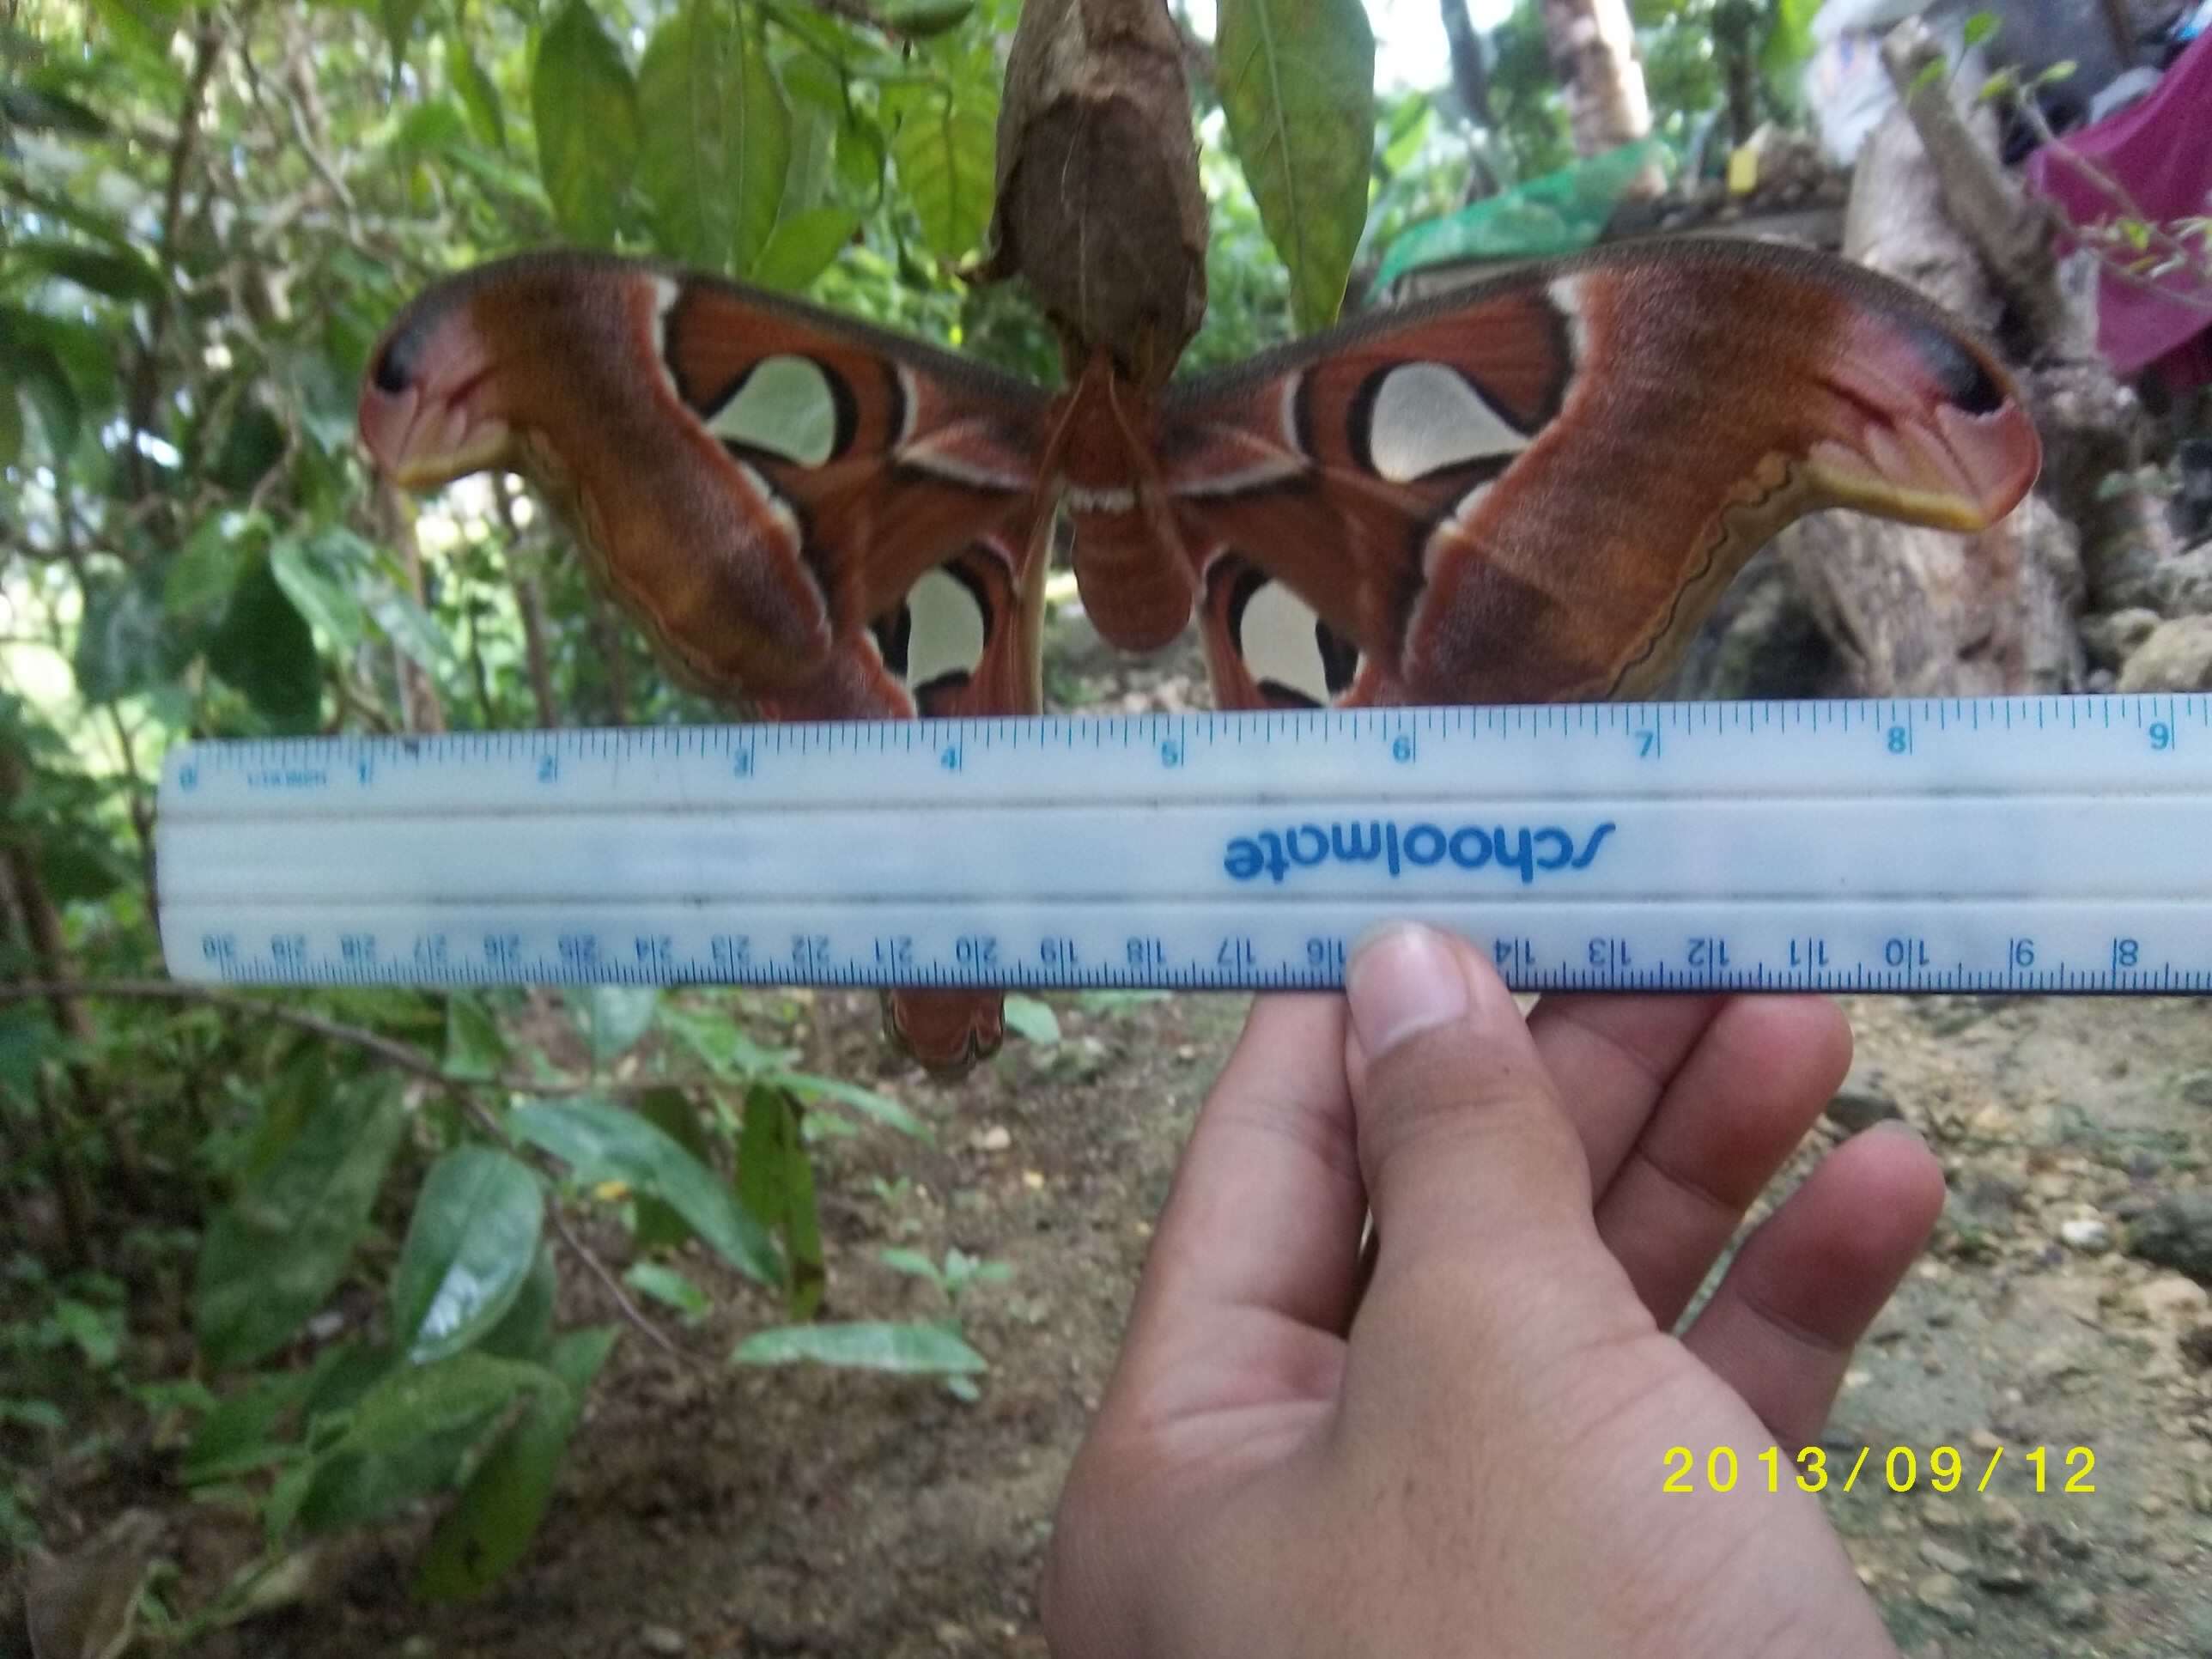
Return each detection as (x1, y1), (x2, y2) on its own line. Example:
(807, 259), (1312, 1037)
(157, 693), (2212, 999)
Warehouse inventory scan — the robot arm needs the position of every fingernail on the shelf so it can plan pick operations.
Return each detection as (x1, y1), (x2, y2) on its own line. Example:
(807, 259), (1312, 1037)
(1346, 924), (1468, 1058)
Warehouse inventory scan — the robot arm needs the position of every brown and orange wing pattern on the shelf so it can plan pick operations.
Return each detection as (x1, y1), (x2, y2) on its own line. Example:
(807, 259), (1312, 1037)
(1146, 238), (2040, 709)
(359, 251), (1055, 1073)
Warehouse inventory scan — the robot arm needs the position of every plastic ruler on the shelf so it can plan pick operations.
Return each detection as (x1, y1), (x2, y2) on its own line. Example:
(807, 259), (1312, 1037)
(156, 695), (2212, 997)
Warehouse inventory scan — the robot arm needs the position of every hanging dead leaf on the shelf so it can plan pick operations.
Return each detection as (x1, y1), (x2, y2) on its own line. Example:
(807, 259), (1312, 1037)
(982, 0), (1208, 390)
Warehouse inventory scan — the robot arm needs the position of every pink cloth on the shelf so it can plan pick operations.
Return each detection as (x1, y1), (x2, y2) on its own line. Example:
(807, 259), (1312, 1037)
(2023, 31), (2212, 383)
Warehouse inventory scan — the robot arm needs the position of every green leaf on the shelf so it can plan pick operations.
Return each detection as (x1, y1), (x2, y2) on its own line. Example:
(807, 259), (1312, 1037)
(392, 1149), (545, 1364)
(752, 206), (862, 292)
(448, 30), (507, 149)
(0, 1398), (66, 1433)
(884, 77), (995, 261)
(269, 535), (369, 648)
(2, 82), (109, 138)
(443, 994), (510, 1082)
(623, 1261), (710, 1322)
(732, 1320), (985, 1375)
(639, 0), (790, 274)
(571, 985), (659, 1064)
(533, 0), (641, 246)
(878, 1246), (941, 1285)
(510, 1098), (779, 1284)
(1961, 9), (1998, 46)
(292, 1352), (555, 1536)
(632, 1087), (708, 1251)
(878, 0), (974, 34)
(1216, 0), (1375, 332)
(479, 1243), (558, 1360)
(769, 1069), (928, 1139)
(736, 1085), (823, 1316)
(12, 238), (165, 304)
(778, 54), (846, 214)
(182, 1370), (316, 1485)
(195, 1080), (408, 1370)
(392, 97), (471, 159)
(165, 511), (260, 623)
(1001, 994), (1060, 1045)
(74, 566), (185, 702)
(0, 1006), (58, 1095)
(658, 1002), (789, 1079)
(835, 111), (888, 203)
(0, 385), (20, 471)
(416, 1328), (615, 1601)
(0, 334), (80, 460)
(382, 0), (429, 68)
(206, 554), (321, 729)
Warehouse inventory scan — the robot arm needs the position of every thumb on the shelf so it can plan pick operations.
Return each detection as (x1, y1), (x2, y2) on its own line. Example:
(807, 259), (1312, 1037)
(1345, 925), (1607, 1289)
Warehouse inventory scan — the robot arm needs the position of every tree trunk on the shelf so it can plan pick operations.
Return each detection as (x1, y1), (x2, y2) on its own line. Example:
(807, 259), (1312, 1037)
(1539, 0), (1652, 158)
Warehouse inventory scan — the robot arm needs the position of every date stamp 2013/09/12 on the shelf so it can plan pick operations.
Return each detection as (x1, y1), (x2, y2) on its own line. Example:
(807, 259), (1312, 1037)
(1663, 1445), (2096, 1498)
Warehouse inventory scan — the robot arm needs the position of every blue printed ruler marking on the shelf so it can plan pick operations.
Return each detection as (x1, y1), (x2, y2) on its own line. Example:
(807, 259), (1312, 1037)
(156, 694), (2212, 996)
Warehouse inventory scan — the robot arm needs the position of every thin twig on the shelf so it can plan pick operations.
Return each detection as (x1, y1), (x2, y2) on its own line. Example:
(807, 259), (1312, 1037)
(544, 1203), (690, 1362)
(443, 1091), (691, 1364)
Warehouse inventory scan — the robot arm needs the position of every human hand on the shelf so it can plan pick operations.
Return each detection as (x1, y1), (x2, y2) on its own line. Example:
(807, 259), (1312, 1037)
(1044, 923), (1943, 1658)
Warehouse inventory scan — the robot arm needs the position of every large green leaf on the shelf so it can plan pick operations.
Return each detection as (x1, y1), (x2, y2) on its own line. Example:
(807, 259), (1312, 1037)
(194, 1080), (408, 1370)
(638, 0), (790, 275)
(12, 238), (165, 304)
(381, 0), (428, 69)
(752, 207), (861, 293)
(181, 1370), (317, 1485)
(632, 1086), (708, 1251)
(1216, 0), (1375, 332)
(448, 29), (507, 149)
(269, 534), (369, 649)
(289, 1352), (556, 1536)
(206, 554), (321, 729)
(732, 1320), (985, 1375)
(510, 1098), (778, 1284)
(416, 1327), (616, 1601)
(74, 566), (186, 702)
(570, 984), (659, 1065)
(532, 0), (640, 246)
(442, 994), (510, 1082)
(164, 511), (261, 624)
(769, 1069), (928, 1139)
(884, 76), (995, 261)
(737, 1085), (823, 1316)
(392, 1148), (545, 1364)
(479, 1243), (558, 1360)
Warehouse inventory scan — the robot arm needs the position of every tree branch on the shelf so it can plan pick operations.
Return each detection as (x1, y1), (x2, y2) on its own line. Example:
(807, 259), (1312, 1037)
(125, 18), (222, 500)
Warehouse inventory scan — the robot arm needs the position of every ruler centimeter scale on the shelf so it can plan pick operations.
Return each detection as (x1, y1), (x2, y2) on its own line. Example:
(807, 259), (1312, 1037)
(156, 693), (2212, 998)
